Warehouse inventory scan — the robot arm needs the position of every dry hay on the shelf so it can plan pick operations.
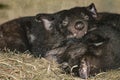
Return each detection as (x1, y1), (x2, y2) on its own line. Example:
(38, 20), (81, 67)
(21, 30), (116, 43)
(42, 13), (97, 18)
(0, 51), (120, 80)
(0, 51), (74, 80)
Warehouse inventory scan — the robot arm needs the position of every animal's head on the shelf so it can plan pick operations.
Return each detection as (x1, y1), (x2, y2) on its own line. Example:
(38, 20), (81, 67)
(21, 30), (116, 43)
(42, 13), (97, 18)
(55, 3), (98, 39)
(59, 34), (113, 79)
(35, 3), (98, 39)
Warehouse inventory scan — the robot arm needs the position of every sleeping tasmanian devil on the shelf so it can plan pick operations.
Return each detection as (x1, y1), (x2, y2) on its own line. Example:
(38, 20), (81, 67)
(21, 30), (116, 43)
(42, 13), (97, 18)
(0, 3), (97, 57)
(35, 3), (98, 57)
(43, 3), (120, 79)
(45, 22), (120, 79)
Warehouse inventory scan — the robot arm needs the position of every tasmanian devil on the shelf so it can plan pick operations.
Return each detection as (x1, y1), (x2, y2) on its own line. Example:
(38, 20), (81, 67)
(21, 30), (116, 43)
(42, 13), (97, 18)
(0, 3), (97, 57)
(0, 16), (34, 52)
(43, 9), (120, 78)
(33, 3), (98, 57)
(55, 23), (120, 79)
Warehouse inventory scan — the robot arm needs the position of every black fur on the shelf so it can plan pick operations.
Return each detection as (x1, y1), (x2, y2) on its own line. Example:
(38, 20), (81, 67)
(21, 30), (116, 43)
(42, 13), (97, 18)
(34, 4), (97, 57)
(0, 16), (34, 52)
(43, 4), (120, 79)
(54, 19), (120, 79)
(97, 12), (120, 31)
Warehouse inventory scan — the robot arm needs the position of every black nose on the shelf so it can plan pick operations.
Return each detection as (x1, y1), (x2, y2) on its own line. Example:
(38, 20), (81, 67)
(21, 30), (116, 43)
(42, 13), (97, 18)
(74, 21), (85, 30)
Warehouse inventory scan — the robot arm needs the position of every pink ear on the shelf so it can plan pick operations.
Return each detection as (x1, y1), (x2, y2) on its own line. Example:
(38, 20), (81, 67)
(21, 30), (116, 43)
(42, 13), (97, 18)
(42, 19), (53, 31)
(87, 3), (97, 18)
(35, 14), (54, 31)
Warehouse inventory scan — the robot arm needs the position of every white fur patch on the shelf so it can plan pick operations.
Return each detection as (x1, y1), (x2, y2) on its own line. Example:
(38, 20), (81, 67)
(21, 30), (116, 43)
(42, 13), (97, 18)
(0, 32), (3, 38)
(29, 34), (36, 43)
(94, 42), (104, 46)
(42, 19), (52, 31)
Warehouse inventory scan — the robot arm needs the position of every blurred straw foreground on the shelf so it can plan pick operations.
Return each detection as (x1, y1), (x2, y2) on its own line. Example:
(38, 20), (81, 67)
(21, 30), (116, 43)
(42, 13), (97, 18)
(0, 0), (120, 80)
(0, 52), (120, 80)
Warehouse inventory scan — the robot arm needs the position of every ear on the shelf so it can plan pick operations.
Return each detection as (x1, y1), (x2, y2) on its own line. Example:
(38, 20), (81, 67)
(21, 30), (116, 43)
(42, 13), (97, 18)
(42, 18), (53, 31)
(87, 3), (97, 18)
(35, 13), (54, 31)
